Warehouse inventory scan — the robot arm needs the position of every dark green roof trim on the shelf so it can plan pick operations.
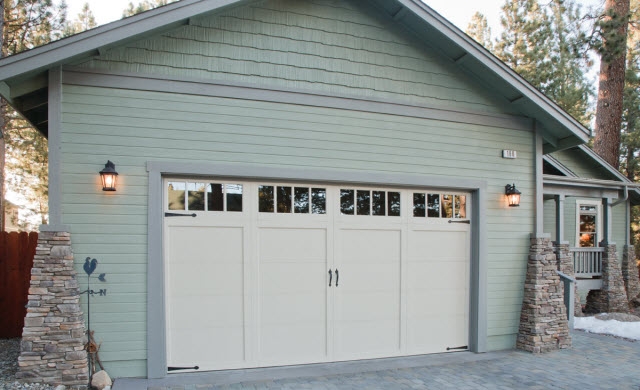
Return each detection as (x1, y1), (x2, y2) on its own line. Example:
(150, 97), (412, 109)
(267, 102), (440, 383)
(373, 0), (590, 148)
(0, 0), (244, 84)
(576, 145), (633, 184)
(543, 155), (578, 178)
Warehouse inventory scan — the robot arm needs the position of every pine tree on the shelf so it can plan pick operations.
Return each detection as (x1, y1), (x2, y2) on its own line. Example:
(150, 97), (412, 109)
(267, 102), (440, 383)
(122, 0), (177, 18)
(620, 0), (640, 179)
(543, 0), (593, 127)
(0, 0), (5, 231)
(466, 12), (493, 51)
(63, 2), (96, 36)
(1, 0), (67, 230)
(492, 0), (593, 126)
(494, 0), (553, 90)
(593, 0), (632, 169)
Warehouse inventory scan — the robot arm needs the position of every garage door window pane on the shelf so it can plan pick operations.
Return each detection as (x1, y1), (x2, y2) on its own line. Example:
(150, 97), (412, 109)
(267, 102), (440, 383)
(341, 190), (354, 215)
(277, 186), (292, 213)
(413, 193), (426, 217)
(388, 192), (401, 216)
(168, 182), (186, 210)
(187, 183), (205, 211)
(372, 191), (385, 216)
(207, 183), (224, 211)
(259, 186), (275, 212)
(427, 194), (440, 217)
(226, 184), (243, 212)
(294, 187), (310, 213)
(455, 195), (466, 218)
(357, 190), (370, 215)
(442, 195), (453, 218)
(312, 188), (326, 214)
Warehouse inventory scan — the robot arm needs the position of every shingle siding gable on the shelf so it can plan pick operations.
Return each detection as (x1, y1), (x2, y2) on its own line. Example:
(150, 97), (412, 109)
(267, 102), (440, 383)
(74, 0), (511, 115)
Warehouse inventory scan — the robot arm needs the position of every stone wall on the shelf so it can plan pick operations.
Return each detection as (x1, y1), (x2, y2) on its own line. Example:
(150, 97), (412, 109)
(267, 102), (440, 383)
(517, 235), (571, 353)
(17, 230), (88, 389)
(622, 245), (640, 302)
(584, 243), (629, 314)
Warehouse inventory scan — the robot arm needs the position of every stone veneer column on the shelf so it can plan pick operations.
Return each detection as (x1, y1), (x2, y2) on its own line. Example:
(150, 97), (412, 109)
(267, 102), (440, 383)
(622, 245), (640, 302)
(17, 230), (89, 389)
(517, 234), (571, 353)
(555, 242), (582, 317)
(585, 244), (629, 313)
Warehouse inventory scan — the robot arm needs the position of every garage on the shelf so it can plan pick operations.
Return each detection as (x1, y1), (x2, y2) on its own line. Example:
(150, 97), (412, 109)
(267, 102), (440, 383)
(164, 179), (471, 372)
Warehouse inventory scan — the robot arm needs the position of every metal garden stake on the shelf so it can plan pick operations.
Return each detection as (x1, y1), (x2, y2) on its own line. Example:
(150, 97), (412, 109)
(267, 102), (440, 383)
(81, 257), (107, 382)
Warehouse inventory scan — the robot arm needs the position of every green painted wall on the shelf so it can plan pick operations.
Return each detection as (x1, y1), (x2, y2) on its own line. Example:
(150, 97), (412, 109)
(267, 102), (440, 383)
(75, 0), (511, 116)
(57, 0), (538, 378)
(549, 148), (618, 180)
(60, 85), (535, 376)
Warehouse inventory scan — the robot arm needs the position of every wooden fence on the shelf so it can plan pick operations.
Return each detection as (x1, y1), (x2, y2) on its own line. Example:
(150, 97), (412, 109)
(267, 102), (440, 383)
(0, 231), (38, 338)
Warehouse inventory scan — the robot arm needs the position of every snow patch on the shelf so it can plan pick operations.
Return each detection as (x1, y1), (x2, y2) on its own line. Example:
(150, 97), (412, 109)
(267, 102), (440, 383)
(574, 316), (640, 341)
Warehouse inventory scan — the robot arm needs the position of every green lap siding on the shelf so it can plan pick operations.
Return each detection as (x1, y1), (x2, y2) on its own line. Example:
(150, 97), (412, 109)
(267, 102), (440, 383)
(61, 84), (534, 377)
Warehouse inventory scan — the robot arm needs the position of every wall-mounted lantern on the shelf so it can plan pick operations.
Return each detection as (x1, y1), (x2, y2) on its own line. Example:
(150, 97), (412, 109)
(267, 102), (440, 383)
(505, 184), (521, 207)
(99, 161), (118, 191)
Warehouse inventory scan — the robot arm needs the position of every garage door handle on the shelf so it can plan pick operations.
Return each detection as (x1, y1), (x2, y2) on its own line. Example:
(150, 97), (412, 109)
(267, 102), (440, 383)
(335, 269), (339, 287)
(328, 269), (333, 287)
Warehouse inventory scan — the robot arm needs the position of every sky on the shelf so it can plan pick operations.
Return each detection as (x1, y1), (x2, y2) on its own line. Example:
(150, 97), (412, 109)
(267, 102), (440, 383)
(65, 0), (601, 33)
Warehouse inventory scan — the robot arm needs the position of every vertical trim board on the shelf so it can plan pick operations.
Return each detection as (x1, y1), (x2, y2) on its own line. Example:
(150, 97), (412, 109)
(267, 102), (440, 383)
(48, 67), (62, 225)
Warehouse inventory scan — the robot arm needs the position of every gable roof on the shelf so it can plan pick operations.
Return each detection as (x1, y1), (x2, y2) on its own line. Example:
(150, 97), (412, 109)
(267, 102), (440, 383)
(0, 0), (590, 151)
(543, 145), (640, 205)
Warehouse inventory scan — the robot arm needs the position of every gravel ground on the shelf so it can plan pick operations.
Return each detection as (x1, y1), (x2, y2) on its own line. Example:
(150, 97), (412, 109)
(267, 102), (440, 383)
(0, 339), (58, 390)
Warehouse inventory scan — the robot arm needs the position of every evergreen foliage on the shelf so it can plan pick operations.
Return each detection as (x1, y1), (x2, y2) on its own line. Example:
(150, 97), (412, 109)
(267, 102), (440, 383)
(122, 0), (178, 18)
(1, 0), (69, 230)
(466, 12), (493, 51)
(63, 2), (97, 36)
(467, 0), (593, 127)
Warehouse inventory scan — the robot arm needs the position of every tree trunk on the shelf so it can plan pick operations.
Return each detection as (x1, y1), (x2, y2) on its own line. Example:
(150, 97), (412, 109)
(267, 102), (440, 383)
(0, 0), (5, 232)
(593, 0), (631, 169)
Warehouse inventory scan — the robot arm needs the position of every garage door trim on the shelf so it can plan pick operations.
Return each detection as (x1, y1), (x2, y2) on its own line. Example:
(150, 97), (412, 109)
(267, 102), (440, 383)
(146, 161), (488, 379)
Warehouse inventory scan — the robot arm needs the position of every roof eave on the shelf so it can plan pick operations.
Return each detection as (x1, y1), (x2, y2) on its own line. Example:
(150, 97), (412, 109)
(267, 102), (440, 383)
(0, 0), (246, 85)
(384, 0), (590, 146)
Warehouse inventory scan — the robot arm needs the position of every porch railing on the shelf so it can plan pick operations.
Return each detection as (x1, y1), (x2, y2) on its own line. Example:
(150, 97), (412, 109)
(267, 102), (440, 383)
(571, 247), (604, 278)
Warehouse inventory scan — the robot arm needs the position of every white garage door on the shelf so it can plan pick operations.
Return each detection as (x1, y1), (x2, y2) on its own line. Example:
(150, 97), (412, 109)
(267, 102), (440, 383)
(164, 179), (470, 372)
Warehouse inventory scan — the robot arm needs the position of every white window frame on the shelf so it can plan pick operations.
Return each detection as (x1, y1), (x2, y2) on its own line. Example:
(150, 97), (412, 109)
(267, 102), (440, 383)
(575, 199), (602, 247)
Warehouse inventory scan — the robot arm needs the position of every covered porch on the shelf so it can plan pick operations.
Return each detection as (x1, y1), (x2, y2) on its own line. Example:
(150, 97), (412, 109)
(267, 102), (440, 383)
(543, 169), (640, 316)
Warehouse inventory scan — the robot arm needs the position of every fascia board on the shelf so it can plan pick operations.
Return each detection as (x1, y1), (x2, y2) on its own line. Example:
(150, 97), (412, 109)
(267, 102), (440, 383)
(394, 0), (590, 143)
(0, 0), (245, 83)
(542, 155), (577, 178)
(543, 174), (640, 190)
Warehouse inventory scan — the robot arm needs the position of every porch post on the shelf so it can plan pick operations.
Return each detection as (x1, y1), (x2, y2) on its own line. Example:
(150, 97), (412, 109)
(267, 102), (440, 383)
(554, 194), (581, 318)
(585, 198), (629, 313)
(555, 194), (564, 243)
(602, 197), (612, 245)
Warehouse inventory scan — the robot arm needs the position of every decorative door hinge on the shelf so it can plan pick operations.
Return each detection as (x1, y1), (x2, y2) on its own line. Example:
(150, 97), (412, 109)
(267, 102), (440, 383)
(164, 212), (197, 217)
(167, 366), (199, 371)
(448, 220), (470, 224)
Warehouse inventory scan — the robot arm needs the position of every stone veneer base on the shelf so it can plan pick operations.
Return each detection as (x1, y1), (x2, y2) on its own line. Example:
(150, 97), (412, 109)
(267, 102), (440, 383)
(622, 245), (640, 301)
(16, 230), (88, 389)
(585, 243), (629, 314)
(516, 235), (571, 353)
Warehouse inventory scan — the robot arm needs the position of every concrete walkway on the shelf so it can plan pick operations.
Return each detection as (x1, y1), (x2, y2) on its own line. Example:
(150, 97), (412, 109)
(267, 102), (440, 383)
(114, 331), (640, 390)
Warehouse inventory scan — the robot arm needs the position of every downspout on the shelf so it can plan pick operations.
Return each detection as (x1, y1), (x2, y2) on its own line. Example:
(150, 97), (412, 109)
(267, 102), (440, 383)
(612, 185), (629, 207)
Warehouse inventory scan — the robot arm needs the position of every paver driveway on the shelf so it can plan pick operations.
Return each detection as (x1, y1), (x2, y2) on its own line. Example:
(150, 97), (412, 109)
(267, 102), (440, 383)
(114, 331), (640, 390)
